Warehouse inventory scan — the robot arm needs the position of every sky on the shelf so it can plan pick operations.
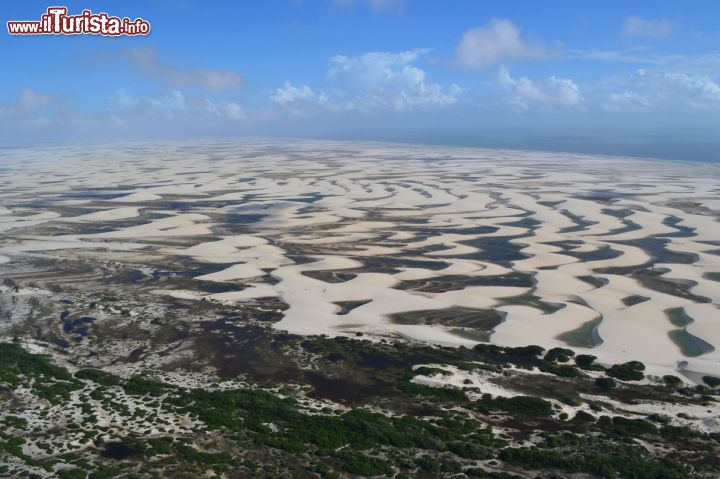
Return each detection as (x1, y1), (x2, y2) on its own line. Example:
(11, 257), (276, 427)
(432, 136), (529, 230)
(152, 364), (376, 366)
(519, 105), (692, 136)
(2, 0), (720, 161)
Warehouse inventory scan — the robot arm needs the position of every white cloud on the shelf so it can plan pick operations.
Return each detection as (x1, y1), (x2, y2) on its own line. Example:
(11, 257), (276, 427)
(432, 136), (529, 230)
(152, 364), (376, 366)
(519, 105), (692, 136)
(456, 18), (557, 69)
(602, 91), (652, 112)
(622, 17), (672, 39)
(95, 47), (244, 92)
(603, 69), (720, 112)
(0, 88), (58, 126)
(497, 66), (582, 108)
(271, 49), (462, 113)
(18, 88), (52, 110)
(109, 89), (139, 110)
(148, 90), (187, 117)
(222, 102), (246, 120)
(105, 88), (248, 122)
(327, 50), (462, 111)
(271, 82), (328, 106)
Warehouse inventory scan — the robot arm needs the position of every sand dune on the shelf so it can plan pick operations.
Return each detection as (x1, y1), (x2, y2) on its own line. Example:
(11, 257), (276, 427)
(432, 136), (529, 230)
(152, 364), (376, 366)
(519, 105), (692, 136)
(1, 140), (719, 375)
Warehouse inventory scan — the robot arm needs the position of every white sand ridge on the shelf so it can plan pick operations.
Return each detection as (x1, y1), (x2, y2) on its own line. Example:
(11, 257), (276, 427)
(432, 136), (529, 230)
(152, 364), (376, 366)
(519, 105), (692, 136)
(1, 140), (719, 376)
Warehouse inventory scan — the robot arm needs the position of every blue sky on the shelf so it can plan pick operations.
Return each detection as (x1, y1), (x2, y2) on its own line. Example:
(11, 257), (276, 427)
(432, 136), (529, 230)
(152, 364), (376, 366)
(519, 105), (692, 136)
(2, 1), (720, 160)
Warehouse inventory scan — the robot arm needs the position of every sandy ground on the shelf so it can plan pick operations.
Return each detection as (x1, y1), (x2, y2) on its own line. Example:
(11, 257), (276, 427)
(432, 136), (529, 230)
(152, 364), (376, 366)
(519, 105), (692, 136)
(0, 139), (719, 376)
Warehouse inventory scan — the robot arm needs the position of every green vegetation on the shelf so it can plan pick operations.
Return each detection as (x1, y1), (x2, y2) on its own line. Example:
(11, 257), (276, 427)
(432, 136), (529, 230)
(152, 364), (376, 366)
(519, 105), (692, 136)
(124, 375), (172, 396)
(597, 415), (658, 437)
(606, 360), (645, 381)
(663, 375), (683, 387)
(544, 347), (575, 362)
(499, 438), (688, 479)
(595, 377), (617, 389)
(480, 394), (553, 417)
(0, 342), (82, 404)
(75, 368), (122, 386)
(574, 354), (598, 368)
(504, 345), (545, 357)
(0, 333), (717, 479)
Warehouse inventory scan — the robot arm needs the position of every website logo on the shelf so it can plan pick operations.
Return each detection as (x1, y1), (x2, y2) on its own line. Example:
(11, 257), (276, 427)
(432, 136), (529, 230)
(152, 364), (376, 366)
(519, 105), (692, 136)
(7, 7), (151, 36)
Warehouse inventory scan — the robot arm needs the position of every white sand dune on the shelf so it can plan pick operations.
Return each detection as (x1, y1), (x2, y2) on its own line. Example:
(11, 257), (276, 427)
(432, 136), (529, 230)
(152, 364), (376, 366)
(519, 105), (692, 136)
(2, 140), (719, 377)
(110, 191), (162, 203)
(64, 207), (141, 222)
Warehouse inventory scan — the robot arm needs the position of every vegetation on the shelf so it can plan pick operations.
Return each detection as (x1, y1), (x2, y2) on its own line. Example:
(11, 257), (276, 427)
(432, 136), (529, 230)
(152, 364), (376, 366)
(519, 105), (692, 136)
(606, 360), (646, 381)
(504, 345), (545, 357)
(0, 342), (82, 404)
(75, 368), (122, 386)
(0, 329), (717, 479)
(595, 377), (617, 389)
(499, 438), (689, 479)
(574, 354), (598, 368)
(663, 375), (683, 387)
(544, 347), (575, 363)
(480, 394), (553, 417)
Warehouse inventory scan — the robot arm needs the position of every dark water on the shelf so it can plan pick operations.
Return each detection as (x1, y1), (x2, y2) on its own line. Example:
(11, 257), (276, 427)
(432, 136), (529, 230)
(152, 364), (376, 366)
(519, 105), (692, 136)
(62, 316), (96, 336)
(101, 442), (139, 460)
(656, 216), (696, 238)
(558, 209), (597, 233)
(394, 273), (533, 293)
(456, 235), (529, 266)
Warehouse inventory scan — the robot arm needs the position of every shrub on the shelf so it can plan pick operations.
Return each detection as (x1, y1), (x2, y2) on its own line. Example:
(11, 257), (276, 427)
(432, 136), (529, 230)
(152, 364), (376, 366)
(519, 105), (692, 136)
(472, 344), (504, 355)
(571, 410), (596, 424)
(75, 368), (122, 386)
(544, 347), (575, 363)
(610, 416), (658, 436)
(595, 377), (616, 390)
(540, 363), (580, 378)
(606, 361), (645, 381)
(574, 354), (597, 368)
(505, 345), (545, 357)
(662, 375), (683, 387)
(124, 375), (171, 396)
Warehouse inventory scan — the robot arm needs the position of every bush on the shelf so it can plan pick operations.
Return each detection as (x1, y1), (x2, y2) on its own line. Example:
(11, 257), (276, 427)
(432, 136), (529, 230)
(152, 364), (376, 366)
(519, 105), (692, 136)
(574, 354), (597, 368)
(472, 344), (504, 355)
(447, 441), (491, 459)
(610, 416), (658, 436)
(124, 375), (171, 396)
(544, 347), (575, 363)
(606, 361), (645, 381)
(397, 380), (466, 401)
(75, 368), (122, 386)
(505, 345), (545, 357)
(663, 375), (683, 387)
(540, 363), (580, 378)
(499, 439), (688, 478)
(339, 452), (392, 476)
(571, 410), (596, 424)
(595, 377), (616, 390)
